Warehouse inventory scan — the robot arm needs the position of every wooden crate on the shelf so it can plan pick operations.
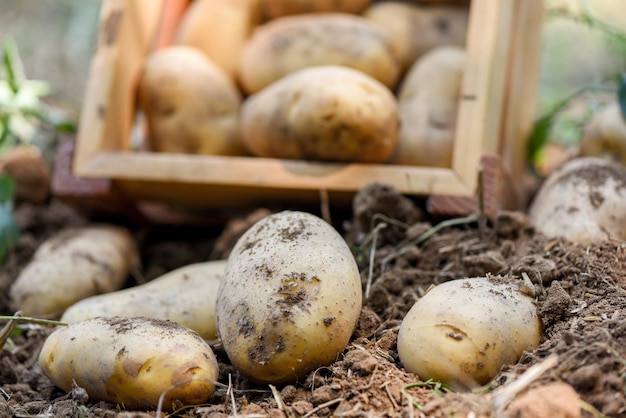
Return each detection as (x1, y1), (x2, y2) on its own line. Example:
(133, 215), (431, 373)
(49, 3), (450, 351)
(60, 0), (544, 218)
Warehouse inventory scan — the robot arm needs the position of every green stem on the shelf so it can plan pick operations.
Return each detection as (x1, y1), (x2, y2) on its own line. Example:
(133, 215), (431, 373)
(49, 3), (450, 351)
(0, 315), (67, 327)
(529, 84), (616, 166)
(2, 39), (21, 94)
(380, 214), (479, 270)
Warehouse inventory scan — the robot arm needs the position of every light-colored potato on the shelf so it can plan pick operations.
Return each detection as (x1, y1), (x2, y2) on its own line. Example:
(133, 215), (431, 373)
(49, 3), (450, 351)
(61, 261), (226, 340)
(216, 211), (362, 384)
(238, 13), (400, 94)
(528, 157), (626, 243)
(397, 277), (542, 391)
(138, 46), (244, 155)
(260, 0), (373, 18)
(39, 317), (219, 411)
(391, 46), (465, 167)
(241, 65), (399, 163)
(9, 225), (138, 316)
(174, 0), (262, 80)
(413, 0), (470, 4)
(363, 2), (468, 72)
(579, 102), (626, 164)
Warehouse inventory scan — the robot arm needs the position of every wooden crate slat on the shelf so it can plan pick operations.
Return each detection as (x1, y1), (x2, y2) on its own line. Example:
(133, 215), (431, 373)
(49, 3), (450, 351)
(82, 152), (472, 195)
(74, 0), (163, 166)
(452, 0), (514, 184)
(500, 0), (544, 209)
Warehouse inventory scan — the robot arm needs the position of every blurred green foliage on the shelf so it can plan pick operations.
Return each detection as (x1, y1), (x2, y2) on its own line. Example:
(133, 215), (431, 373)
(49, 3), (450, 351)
(0, 175), (18, 265)
(0, 38), (76, 158)
(531, 2), (626, 173)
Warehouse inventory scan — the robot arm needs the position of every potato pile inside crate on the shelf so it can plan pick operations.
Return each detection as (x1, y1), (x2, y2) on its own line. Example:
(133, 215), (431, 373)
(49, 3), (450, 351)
(137, 0), (469, 169)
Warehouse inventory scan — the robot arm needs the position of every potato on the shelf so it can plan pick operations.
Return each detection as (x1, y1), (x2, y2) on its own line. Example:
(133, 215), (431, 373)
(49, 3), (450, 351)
(138, 46), (244, 155)
(216, 210), (362, 384)
(363, 1), (468, 72)
(392, 46), (465, 167)
(528, 157), (626, 243)
(397, 277), (542, 391)
(38, 317), (219, 411)
(61, 261), (226, 340)
(0, 145), (50, 204)
(9, 225), (138, 316)
(237, 13), (400, 94)
(260, 0), (373, 18)
(579, 102), (626, 164)
(174, 0), (262, 80)
(241, 65), (399, 163)
(412, 0), (470, 4)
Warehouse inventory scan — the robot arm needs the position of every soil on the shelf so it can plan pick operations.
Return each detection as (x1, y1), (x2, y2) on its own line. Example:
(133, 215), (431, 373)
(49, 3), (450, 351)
(2, 182), (626, 417)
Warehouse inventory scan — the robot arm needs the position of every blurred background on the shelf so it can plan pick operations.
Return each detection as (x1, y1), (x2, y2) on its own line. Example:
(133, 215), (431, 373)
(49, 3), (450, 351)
(1, 1), (625, 108)
(541, 0), (626, 108)
(0, 0), (101, 104)
(0, 0), (625, 160)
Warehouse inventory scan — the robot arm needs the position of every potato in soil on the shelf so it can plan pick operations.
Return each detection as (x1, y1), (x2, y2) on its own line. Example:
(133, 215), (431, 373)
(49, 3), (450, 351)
(528, 156), (626, 243)
(61, 260), (226, 340)
(9, 224), (138, 316)
(397, 277), (542, 391)
(38, 316), (219, 411)
(216, 210), (362, 384)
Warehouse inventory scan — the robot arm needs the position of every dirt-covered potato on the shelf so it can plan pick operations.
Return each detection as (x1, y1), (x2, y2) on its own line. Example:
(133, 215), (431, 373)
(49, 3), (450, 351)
(39, 317), (219, 411)
(61, 260), (226, 340)
(363, 1), (468, 72)
(174, 0), (262, 80)
(216, 211), (362, 384)
(241, 65), (399, 163)
(528, 157), (626, 243)
(397, 277), (542, 391)
(391, 46), (465, 167)
(138, 46), (244, 155)
(260, 0), (373, 18)
(9, 225), (138, 316)
(238, 13), (400, 94)
(579, 102), (626, 164)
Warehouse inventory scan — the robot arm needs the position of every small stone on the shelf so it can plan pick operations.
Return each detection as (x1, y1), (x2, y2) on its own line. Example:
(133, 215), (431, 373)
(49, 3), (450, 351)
(505, 382), (581, 418)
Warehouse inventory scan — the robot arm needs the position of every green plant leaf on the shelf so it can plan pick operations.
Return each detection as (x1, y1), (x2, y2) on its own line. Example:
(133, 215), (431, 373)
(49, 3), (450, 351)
(53, 120), (77, 134)
(618, 73), (626, 121)
(0, 115), (10, 149)
(0, 174), (14, 203)
(0, 39), (76, 152)
(2, 38), (24, 95)
(528, 113), (556, 167)
(529, 82), (617, 174)
(0, 175), (18, 264)
(528, 93), (575, 169)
